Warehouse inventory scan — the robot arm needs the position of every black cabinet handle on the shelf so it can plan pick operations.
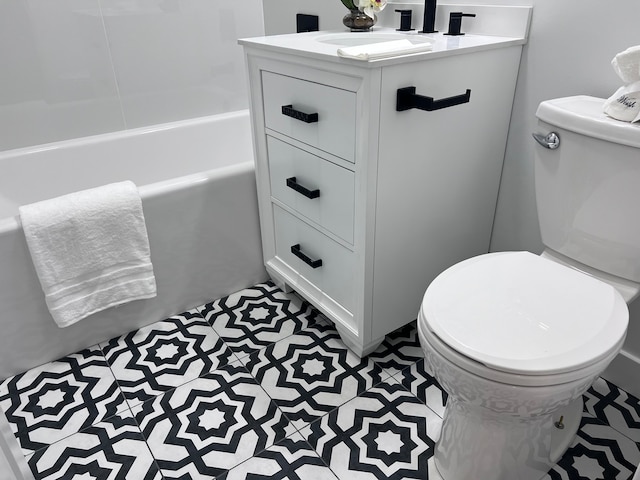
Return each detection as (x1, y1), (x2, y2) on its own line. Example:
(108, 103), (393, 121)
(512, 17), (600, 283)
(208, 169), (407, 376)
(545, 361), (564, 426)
(396, 87), (471, 112)
(286, 177), (320, 199)
(291, 244), (322, 268)
(281, 105), (319, 123)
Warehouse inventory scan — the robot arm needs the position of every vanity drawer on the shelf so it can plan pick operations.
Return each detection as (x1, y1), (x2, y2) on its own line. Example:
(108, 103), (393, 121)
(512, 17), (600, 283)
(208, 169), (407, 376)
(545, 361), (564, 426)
(268, 136), (355, 244)
(273, 205), (355, 313)
(262, 71), (356, 163)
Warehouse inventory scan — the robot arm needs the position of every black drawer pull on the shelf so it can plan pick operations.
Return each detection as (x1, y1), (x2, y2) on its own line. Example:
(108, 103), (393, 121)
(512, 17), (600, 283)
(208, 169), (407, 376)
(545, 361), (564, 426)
(396, 87), (471, 112)
(291, 244), (323, 268)
(286, 177), (320, 199)
(281, 105), (319, 123)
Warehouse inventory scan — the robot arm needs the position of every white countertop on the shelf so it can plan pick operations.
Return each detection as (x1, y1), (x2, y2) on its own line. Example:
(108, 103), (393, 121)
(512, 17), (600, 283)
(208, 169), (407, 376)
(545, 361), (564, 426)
(239, 28), (527, 68)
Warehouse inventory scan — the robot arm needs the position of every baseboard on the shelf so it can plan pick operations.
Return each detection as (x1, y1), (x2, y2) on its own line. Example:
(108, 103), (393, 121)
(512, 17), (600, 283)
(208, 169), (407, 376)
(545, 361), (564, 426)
(601, 348), (640, 399)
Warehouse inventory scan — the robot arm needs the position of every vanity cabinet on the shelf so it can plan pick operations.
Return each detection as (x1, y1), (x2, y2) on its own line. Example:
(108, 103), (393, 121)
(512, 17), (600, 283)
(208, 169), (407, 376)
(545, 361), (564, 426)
(241, 30), (526, 356)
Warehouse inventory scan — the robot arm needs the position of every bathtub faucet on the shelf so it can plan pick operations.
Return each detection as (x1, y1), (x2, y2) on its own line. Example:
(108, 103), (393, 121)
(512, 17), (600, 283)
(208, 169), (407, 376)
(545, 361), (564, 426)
(421, 0), (438, 33)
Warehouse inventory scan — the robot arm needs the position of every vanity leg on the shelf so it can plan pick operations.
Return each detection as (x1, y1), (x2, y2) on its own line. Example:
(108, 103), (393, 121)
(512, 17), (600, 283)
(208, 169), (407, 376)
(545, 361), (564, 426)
(334, 323), (384, 358)
(269, 275), (293, 293)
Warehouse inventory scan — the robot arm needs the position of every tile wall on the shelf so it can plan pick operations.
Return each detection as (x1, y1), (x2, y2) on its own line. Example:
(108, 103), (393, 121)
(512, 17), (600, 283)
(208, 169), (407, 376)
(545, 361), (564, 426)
(0, 0), (264, 151)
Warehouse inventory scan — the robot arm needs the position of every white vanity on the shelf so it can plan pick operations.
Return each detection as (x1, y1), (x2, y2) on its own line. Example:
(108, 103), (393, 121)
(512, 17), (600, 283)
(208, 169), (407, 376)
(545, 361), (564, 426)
(240, 5), (532, 356)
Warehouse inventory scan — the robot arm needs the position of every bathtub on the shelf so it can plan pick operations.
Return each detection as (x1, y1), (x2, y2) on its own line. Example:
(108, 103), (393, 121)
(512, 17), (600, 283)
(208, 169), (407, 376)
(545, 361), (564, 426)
(0, 110), (268, 380)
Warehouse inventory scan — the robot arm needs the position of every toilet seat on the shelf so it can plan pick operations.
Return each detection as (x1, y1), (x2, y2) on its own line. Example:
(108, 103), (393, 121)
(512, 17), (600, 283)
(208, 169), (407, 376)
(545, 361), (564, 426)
(420, 252), (628, 382)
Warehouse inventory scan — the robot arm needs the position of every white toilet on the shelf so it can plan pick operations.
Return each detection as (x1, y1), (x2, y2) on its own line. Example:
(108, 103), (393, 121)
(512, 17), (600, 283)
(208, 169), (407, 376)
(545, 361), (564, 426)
(418, 95), (640, 480)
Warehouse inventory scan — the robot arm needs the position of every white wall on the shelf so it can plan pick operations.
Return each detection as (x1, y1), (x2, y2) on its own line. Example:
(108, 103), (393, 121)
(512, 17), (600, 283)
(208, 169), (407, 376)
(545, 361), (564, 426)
(262, 0), (640, 395)
(487, 0), (640, 396)
(0, 0), (264, 151)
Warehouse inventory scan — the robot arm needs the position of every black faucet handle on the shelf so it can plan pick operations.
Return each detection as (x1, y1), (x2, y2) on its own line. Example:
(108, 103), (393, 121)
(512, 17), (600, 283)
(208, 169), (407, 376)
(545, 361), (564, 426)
(395, 9), (414, 32)
(445, 12), (476, 36)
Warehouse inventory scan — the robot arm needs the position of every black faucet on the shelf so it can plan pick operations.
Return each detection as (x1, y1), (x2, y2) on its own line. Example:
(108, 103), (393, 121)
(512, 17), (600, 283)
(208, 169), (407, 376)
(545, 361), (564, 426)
(420, 0), (437, 33)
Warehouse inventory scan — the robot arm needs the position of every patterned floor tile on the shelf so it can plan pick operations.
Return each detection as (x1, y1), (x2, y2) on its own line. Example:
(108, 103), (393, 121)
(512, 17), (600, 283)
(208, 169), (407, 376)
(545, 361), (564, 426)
(543, 415), (640, 480)
(5, 280), (640, 480)
(584, 377), (640, 442)
(241, 321), (386, 430)
(198, 282), (319, 359)
(301, 376), (441, 480)
(394, 359), (448, 418)
(0, 346), (127, 456)
(27, 409), (160, 480)
(220, 432), (339, 480)
(101, 309), (233, 408)
(368, 321), (424, 377)
(133, 361), (294, 479)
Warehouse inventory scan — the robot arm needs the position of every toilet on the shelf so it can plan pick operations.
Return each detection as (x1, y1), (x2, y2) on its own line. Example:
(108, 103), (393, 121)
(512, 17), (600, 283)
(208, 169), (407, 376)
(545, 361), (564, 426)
(417, 96), (640, 480)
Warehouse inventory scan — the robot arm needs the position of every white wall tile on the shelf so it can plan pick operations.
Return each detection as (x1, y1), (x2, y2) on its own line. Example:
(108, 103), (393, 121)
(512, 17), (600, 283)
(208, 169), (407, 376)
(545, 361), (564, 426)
(0, 0), (264, 150)
(0, 0), (124, 151)
(101, 0), (264, 128)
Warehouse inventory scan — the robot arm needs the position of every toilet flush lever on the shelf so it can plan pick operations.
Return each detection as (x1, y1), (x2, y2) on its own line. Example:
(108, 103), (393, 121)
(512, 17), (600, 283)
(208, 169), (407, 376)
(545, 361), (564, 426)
(532, 132), (560, 150)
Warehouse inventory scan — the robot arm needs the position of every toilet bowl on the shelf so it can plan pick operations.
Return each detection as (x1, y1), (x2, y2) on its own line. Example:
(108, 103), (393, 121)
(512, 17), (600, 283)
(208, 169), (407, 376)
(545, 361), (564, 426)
(418, 251), (627, 480)
(417, 96), (640, 479)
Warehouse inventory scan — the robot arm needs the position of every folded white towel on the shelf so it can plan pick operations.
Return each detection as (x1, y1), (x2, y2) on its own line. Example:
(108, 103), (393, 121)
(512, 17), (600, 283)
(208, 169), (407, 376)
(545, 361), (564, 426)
(337, 39), (433, 61)
(19, 181), (157, 327)
(612, 45), (640, 84)
(603, 80), (640, 123)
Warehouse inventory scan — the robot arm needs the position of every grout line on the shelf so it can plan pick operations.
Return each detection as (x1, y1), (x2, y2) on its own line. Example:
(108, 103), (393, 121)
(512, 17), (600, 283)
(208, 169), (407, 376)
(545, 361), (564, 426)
(127, 390), (165, 479)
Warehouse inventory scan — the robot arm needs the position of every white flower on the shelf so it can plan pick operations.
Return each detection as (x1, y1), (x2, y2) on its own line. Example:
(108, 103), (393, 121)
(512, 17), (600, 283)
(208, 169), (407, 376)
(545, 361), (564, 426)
(358, 0), (387, 19)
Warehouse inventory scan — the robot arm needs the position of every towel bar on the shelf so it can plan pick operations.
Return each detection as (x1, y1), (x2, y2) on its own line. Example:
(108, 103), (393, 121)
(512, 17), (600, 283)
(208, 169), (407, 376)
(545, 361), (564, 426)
(396, 87), (471, 112)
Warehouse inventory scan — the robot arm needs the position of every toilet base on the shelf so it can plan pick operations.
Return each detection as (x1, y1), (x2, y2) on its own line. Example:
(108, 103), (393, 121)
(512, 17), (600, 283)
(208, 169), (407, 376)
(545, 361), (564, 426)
(434, 395), (582, 480)
(549, 397), (582, 464)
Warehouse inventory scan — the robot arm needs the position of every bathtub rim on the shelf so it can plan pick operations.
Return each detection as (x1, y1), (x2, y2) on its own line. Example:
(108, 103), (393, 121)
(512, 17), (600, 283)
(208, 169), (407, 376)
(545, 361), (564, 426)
(0, 161), (254, 236)
(0, 110), (254, 235)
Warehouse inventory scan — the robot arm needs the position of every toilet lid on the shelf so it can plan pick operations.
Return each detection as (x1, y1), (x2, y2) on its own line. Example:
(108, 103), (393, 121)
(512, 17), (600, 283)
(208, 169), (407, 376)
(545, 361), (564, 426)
(422, 252), (629, 376)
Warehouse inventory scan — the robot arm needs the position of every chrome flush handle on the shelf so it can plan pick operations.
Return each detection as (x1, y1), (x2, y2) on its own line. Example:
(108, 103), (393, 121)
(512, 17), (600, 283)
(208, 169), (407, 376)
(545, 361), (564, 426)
(532, 132), (560, 150)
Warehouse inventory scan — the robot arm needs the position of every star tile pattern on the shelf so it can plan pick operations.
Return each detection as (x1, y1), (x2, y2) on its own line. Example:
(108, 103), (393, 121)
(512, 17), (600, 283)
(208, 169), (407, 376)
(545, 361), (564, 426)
(132, 361), (294, 479)
(220, 432), (339, 480)
(368, 321), (425, 377)
(0, 345), (127, 456)
(0, 283), (638, 480)
(101, 309), (234, 408)
(542, 416), (640, 480)
(199, 281), (319, 359)
(240, 321), (386, 430)
(394, 359), (448, 418)
(27, 410), (160, 480)
(302, 376), (441, 480)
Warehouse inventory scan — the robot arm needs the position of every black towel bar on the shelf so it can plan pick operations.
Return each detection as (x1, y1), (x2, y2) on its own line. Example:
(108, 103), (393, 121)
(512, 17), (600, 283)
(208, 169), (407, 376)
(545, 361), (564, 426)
(396, 87), (471, 112)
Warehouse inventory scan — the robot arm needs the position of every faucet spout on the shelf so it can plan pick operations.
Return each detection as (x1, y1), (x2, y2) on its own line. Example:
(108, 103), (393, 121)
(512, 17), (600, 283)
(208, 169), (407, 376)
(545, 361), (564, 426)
(421, 0), (438, 33)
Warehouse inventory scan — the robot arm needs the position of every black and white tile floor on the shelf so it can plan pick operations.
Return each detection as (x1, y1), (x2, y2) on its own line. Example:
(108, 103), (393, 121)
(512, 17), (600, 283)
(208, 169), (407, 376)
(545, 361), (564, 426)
(1, 281), (639, 479)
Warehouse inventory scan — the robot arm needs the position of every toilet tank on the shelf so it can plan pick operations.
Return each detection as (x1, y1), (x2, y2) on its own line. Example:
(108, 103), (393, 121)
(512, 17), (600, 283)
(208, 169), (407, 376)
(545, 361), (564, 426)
(534, 95), (640, 283)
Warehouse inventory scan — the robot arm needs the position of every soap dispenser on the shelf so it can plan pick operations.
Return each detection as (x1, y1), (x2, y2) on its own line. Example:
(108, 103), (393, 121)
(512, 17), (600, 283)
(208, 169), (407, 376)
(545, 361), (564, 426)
(444, 12), (476, 36)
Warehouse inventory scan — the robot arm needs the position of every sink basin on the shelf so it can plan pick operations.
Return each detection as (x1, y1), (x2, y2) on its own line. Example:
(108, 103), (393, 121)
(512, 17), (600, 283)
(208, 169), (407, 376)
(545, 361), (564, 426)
(315, 32), (433, 47)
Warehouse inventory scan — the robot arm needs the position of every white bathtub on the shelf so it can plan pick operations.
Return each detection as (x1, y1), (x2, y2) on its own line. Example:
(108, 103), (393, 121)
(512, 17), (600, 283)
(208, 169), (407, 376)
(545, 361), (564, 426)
(0, 110), (268, 380)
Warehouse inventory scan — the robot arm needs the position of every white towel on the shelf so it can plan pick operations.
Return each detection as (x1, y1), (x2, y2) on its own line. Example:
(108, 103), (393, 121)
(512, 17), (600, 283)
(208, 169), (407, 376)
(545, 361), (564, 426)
(337, 39), (433, 61)
(612, 45), (640, 84)
(603, 80), (640, 123)
(19, 181), (157, 327)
